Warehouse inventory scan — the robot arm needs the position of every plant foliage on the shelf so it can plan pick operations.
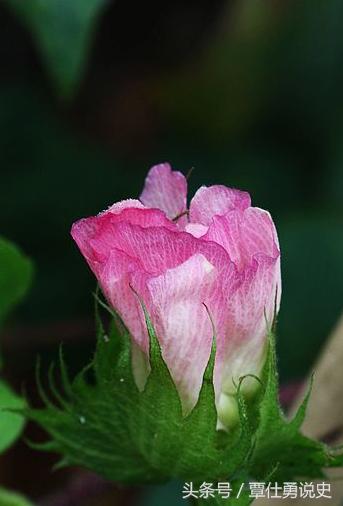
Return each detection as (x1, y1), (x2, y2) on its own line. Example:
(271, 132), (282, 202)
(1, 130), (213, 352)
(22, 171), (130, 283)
(0, 488), (34, 506)
(0, 236), (31, 452)
(0, 236), (32, 329)
(4, 0), (108, 97)
(27, 300), (343, 505)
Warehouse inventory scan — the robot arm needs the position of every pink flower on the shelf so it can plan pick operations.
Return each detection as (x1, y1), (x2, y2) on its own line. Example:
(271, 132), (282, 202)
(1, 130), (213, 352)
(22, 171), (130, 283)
(71, 163), (281, 426)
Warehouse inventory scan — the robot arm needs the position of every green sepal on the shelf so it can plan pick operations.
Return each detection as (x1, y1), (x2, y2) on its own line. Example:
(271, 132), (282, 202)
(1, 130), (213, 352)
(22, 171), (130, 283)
(128, 296), (182, 480)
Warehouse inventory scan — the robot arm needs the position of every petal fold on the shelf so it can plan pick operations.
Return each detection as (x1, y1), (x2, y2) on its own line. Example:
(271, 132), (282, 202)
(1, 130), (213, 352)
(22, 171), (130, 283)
(204, 207), (279, 269)
(189, 185), (251, 226)
(71, 205), (176, 267)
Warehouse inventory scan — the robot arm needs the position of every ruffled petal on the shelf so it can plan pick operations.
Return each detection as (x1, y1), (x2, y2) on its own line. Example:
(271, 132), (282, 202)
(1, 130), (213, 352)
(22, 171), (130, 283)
(105, 199), (144, 214)
(71, 206), (176, 267)
(204, 207), (279, 270)
(71, 204), (236, 329)
(140, 163), (188, 225)
(93, 219), (234, 278)
(189, 185), (251, 226)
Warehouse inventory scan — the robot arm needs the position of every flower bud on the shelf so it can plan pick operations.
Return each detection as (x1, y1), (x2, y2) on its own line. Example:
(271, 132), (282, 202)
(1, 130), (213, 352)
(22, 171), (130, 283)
(71, 163), (281, 428)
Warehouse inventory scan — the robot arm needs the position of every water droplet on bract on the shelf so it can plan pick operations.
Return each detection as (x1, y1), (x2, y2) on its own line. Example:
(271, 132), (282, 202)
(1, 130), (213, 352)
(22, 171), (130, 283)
(119, 378), (124, 382)
(103, 334), (109, 342)
(79, 416), (86, 424)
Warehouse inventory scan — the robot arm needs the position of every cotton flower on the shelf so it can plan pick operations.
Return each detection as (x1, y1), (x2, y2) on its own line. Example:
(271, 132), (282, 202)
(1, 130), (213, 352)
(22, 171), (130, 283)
(71, 163), (281, 427)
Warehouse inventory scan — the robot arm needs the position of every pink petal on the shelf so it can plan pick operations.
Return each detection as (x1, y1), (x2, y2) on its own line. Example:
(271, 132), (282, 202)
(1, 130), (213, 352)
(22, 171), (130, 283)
(140, 163), (188, 225)
(217, 253), (281, 398)
(105, 199), (144, 214)
(189, 185), (251, 226)
(71, 204), (236, 334)
(96, 248), (150, 352)
(93, 220), (233, 279)
(204, 207), (279, 270)
(72, 208), (239, 401)
(71, 203), (235, 290)
(95, 248), (154, 391)
(147, 254), (220, 413)
(197, 206), (281, 408)
(71, 206), (170, 354)
(185, 223), (208, 238)
(71, 206), (176, 267)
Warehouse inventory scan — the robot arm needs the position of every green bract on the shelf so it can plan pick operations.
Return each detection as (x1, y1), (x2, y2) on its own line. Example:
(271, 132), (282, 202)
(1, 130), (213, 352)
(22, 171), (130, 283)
(28, 299), (343, 506)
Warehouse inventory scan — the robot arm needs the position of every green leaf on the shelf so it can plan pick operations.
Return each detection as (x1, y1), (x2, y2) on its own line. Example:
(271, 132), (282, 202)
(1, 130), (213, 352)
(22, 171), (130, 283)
(0, 380), (26, 453)
(4, 0), (108, 98)
(0, 488), (34, 506)
(0, 237), (32, 327)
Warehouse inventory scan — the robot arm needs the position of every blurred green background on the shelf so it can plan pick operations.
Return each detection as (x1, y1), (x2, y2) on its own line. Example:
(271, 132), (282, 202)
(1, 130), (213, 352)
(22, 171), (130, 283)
(0, 0), (343, 503)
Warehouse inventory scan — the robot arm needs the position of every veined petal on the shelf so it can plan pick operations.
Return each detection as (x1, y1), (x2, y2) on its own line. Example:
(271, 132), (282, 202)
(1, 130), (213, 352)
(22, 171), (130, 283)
(96, 248), (153, 391)
(147, 254), (219, 413)
(204, 207), (281, 409)
(189, 185), (251, 226)
(217, 254), (280, 402)
(140, 163), (188, 225)
(96, 248), (150, 352)
(204, 207), (279, 270)
(71, 206), (176, 267)
(72, 210), (237, 356)
(94, 221), (234, 278)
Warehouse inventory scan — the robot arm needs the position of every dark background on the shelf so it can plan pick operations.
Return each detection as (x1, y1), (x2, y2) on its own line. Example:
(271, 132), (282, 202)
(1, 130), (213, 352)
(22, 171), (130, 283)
(0, 0), (343, 504)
